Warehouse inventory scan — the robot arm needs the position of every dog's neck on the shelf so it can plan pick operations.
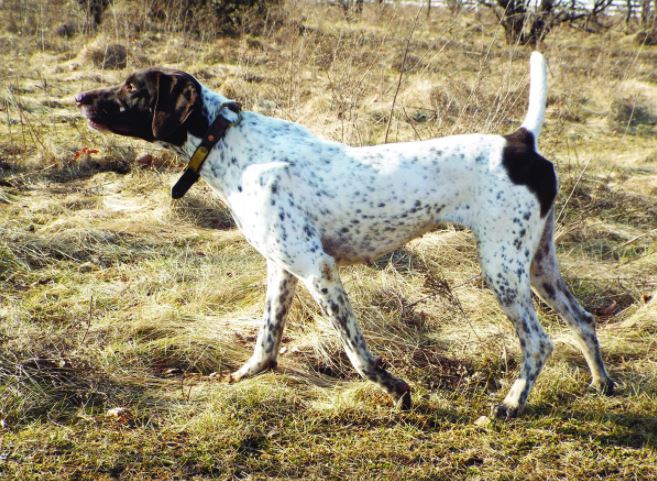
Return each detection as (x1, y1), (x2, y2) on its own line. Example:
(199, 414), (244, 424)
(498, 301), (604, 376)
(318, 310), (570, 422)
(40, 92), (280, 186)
(162, 85), (240, 159)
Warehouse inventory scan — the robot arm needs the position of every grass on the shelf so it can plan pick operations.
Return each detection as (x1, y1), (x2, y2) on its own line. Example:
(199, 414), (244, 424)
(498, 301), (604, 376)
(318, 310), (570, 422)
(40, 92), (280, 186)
(1, 0), (657, 479)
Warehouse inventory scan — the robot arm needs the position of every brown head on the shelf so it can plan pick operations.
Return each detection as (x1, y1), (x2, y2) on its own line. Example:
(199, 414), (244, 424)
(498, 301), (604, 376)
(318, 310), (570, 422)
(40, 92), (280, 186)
(75, 68), (209, 146)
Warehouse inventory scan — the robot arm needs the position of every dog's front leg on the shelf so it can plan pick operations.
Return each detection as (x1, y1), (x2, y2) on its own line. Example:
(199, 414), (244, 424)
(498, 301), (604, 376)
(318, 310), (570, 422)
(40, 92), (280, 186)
(301, 258), (412, 410)
(229, 260), (297, 382)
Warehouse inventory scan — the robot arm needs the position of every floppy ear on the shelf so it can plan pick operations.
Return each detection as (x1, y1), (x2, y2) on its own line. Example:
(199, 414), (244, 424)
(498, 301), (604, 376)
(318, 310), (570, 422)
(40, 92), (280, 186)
(151, 72), (199, 140)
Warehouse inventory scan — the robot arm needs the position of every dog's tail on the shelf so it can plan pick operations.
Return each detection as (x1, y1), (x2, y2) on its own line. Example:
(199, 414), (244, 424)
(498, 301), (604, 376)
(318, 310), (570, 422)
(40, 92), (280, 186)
(521, 51), (548, 141)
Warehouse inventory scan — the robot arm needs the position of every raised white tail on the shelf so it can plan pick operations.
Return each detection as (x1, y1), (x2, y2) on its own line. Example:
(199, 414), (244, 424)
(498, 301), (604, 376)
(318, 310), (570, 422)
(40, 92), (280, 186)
(521, 51), (548, 141)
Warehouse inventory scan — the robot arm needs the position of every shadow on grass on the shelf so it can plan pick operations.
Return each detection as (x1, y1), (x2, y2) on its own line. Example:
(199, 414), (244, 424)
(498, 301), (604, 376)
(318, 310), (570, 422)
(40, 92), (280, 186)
(170, 191), (236, 230)
(407, 401), (467, 427)
(525, 398), (657, 450)
(45, 157), (131, 183)
(559, 410), (657, 450)
(0, 156), (131, 190)
(0, 354), (165, 428)
(1, 228), (166, 274)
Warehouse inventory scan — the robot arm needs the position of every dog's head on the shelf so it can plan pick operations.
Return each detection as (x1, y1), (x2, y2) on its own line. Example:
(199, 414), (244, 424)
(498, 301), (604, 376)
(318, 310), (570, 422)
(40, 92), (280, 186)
(75, 68), (207, 146)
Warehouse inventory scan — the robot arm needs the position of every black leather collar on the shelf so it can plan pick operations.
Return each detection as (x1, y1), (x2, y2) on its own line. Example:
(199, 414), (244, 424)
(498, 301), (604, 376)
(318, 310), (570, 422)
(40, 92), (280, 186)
(171, 101), (241, 199)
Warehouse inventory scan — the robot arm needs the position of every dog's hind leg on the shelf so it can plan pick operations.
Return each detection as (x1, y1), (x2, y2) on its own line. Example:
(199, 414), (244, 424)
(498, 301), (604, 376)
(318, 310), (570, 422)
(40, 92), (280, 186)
(488, 285), (553, 418)
(229, 260), (297, 382)
(477, 227), (554, 419)
(530, 211), (614, 394)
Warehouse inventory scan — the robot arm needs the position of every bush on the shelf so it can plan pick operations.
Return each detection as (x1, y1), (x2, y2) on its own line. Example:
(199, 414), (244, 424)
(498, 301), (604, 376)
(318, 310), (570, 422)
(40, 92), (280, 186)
(635, 30), (657, 46)
(83, 42), (127, 69)
(55, 22), (77, 38)
(148, 0), (282, 36)
(77, 0), (112, 28)
(609, 81), (657, 133)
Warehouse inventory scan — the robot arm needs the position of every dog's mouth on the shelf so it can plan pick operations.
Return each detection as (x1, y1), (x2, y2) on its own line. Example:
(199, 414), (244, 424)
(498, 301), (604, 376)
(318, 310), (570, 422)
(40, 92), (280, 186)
(80, 109), (125, 135)
(77, 103), (154, 141)
(77, 105), (107, 131)
(86, 118), (111, 133)
(76, 100), (124, 134)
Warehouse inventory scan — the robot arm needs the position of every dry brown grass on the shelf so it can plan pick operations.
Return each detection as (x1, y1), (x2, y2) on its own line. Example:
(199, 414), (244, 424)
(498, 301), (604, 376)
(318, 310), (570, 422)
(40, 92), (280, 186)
(1, 1), (656, 480)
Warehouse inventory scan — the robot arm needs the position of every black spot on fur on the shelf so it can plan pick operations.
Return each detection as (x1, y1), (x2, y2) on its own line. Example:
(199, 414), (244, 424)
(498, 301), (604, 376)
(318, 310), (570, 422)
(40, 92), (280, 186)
(502, 128), (557, 217)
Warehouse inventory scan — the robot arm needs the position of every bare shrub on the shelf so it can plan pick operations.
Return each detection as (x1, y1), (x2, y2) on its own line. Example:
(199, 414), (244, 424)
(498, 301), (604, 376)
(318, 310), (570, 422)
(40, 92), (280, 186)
(609, 82), (657, 133)
(635, 29), (657, 45)
(480, 0), (614, 45)
(55, 21), (77, 38)
(77, 0), (111, 29)
(610, 98), (657, 131)
(147, 0), (283, 37)
(82, 42), (127, 69)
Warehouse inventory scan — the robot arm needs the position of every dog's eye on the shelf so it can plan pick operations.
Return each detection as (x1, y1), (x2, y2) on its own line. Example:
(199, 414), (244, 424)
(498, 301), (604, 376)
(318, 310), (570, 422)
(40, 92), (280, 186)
(125, 82), (137, 93)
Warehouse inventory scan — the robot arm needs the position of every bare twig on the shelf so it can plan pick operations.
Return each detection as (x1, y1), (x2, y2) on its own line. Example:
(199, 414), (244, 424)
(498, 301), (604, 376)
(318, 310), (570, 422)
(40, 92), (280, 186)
(401, 107), (423, 142)
(81, 296), (94, 345)
(384, 8), (422, 144)
(404, 274), (481, 310)
(556, 155), (592, 226)
(609, 228), (657, 255)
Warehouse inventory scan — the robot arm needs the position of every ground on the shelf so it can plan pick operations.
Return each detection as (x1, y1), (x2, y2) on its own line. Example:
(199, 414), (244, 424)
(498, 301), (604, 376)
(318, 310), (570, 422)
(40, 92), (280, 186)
(1, 1), (656, 480)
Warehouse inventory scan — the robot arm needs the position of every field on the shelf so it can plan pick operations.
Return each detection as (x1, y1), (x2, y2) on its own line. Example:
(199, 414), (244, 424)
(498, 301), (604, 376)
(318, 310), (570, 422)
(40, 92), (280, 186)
(1, 1), (657, 479)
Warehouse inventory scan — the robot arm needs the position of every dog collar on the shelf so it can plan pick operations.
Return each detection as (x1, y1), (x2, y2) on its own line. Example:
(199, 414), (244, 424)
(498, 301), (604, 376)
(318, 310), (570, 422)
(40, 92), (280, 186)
(171, 101), (241, 199)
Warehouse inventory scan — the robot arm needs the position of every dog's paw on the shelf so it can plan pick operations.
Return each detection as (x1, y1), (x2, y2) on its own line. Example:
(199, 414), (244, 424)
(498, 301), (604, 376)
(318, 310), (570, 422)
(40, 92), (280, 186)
(394, 385), (412, 411)
(591, 377), (616, 396)
(228, 359), (278, 384)
(491, 403), (520, 420)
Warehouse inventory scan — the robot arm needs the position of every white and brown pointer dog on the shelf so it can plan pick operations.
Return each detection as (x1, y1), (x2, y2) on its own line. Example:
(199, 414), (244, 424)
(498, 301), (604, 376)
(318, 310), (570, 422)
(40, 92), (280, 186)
(76, 52), (614, 418)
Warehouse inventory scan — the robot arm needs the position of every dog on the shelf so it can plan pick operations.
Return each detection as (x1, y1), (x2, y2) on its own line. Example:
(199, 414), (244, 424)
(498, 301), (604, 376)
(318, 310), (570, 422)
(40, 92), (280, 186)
(75, 52), (614, 418)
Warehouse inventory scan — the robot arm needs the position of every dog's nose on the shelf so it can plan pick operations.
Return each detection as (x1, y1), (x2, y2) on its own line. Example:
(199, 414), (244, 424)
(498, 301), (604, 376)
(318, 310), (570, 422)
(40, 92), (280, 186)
(75, 92), (90, 106)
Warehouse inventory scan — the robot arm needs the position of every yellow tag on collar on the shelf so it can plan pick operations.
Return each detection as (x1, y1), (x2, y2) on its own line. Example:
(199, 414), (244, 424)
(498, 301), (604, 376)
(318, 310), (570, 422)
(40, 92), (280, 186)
(188, 146), (209, 172)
